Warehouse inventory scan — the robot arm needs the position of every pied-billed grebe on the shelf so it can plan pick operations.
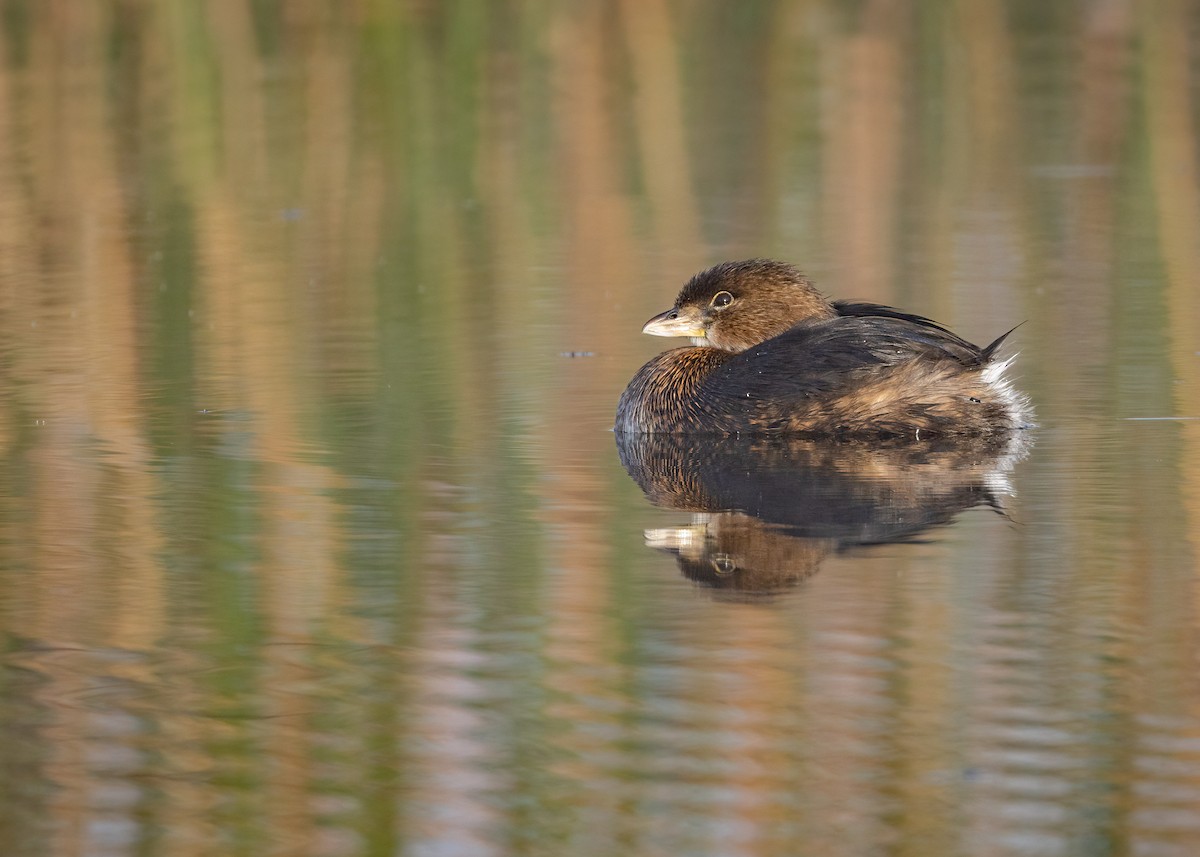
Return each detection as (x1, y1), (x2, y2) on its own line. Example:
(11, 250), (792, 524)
(615, 259), (1032, 437)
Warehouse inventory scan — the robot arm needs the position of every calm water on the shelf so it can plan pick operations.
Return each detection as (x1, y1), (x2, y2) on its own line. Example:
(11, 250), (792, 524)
(2, 2), (1200, 856)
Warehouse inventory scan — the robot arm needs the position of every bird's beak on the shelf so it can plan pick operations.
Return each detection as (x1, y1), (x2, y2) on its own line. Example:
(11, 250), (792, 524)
(642, 307), (706, 339)
(645, 526), (708, 560)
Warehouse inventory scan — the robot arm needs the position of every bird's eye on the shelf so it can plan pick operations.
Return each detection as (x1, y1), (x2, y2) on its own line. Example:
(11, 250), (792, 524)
(711, 291), (734, 308)
(711, 555), (737, 575)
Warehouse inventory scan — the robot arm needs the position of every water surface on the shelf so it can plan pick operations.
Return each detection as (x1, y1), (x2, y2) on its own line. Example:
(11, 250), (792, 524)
(2, 3), (1200, 856)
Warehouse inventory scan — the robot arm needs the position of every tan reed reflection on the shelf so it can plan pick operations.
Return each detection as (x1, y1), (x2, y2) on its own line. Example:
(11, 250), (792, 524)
(1141, 0), (1200, 560)
(822, 0), (906, 302)
(618, 0), (702, 257)
(0, 7), (169, 854)
(532, 4), (643, 845)
(1137, 8), (1200, 849)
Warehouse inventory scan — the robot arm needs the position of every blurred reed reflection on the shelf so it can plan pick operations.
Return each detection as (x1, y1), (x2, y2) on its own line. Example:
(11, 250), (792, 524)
(618, 433), (1028, 594)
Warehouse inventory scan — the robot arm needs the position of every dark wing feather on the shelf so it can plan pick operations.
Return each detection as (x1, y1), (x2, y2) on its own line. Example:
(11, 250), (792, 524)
(687, 308), (1021, 436)
(832, 299), (954, 331)
(696, 314), (988, 413)
(980, 322), (1024, 361)
(831, 300), (985, 364)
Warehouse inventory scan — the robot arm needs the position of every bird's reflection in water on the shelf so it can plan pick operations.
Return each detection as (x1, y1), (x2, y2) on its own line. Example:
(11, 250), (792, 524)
(617, 432), (1031, 596)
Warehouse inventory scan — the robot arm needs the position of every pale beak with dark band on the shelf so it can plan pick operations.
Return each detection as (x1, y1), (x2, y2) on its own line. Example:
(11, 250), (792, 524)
(641, 307), (707, 339)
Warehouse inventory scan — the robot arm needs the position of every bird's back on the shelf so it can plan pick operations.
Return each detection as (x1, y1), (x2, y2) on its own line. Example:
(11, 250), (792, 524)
(694, 309), (1028, 437)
